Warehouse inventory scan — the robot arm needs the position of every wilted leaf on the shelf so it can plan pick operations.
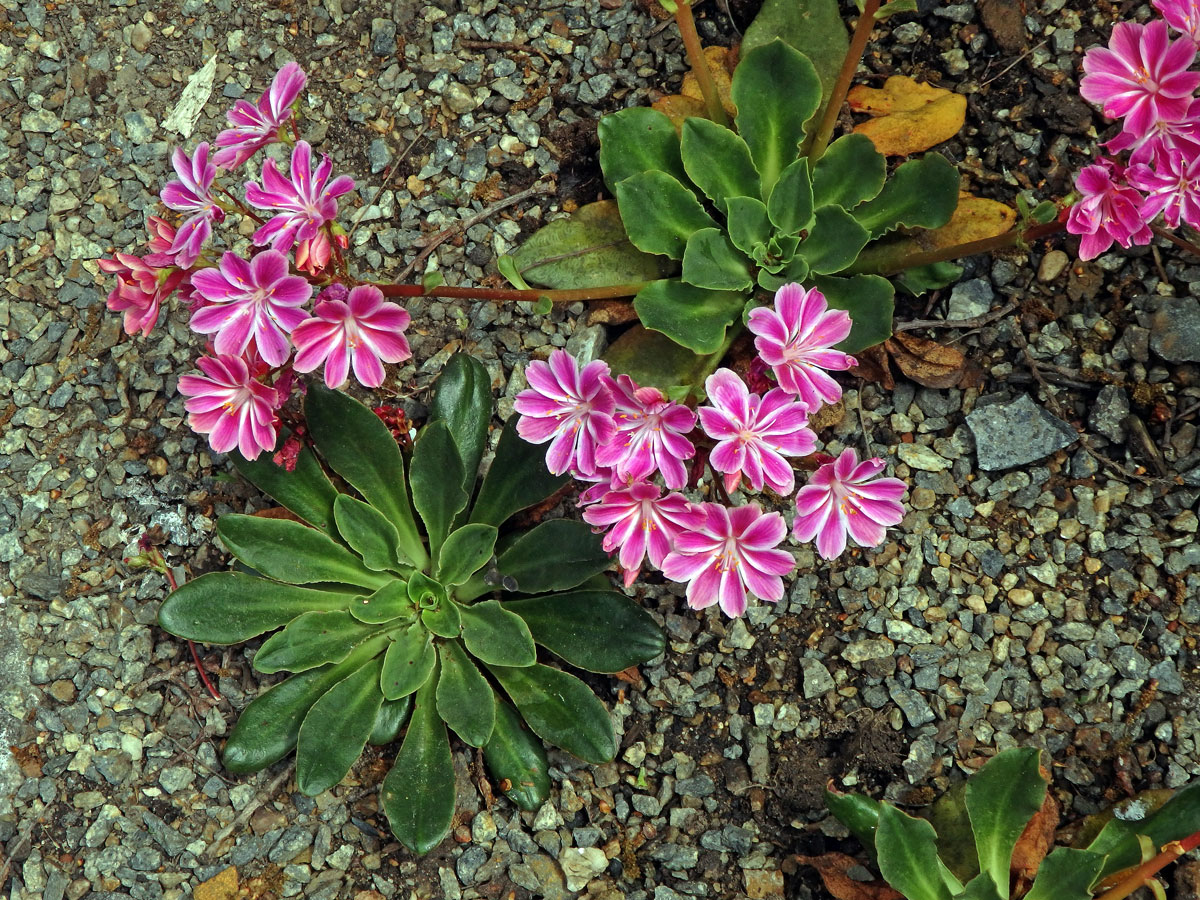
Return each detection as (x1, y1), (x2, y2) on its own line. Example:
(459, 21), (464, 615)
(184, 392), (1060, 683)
(251, 507), (308, 524)
(652, 45), (737, 130)
(849, 343), (894, 390)
(586, 299), (640, 326)
(885, 333), (969, 389)
(849, 75), (967, 156)
(1011, 791), (1060, 894)
(792, 853), (904, 900)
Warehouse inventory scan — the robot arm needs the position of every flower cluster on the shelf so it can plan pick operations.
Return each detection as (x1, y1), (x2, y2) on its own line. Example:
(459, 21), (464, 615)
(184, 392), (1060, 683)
(99, 64), (414, 459)
(1070, 2), (1200, 258)
(514, 284), (907, 618)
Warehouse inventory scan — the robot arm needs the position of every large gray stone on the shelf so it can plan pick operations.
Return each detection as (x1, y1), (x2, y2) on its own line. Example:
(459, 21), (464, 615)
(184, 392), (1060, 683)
(1151, 297), (1200, 362)
(965, 394), (1077, 470)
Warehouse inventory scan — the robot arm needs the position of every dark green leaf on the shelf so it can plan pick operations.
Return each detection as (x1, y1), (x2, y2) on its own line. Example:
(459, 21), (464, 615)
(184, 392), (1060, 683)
(505, 591), (664, 673)
(813, 274), (894, 353)
(812, 133), (886, 210)
(875, 804), (954, 900)
(483, 697), (551, 811)
(797, 206), (870, 274)
(680, 117), (760, 215)
(956, 875), (1004, 900)
(681, 228), (753, 291)
(158, 571), (358, 644)
(334, 494), (406, 572)
(368, 696), (412, 746)
(731, 41), (821, 197)
(497, 253), (532, 289)
(965, 748), (1046, 895)
(429, 353), (493, 502)
(410, 420), (468, 560)
(436, 640), (495, 747)
(1030, 200), (1058, 224)
(926, 779), (979, 883)
(305, 384), (427, 568)
(218, 515), (391, 590)
(350, 579), (415, 625)
(487, 663), (617, 764)
(726, 196), (772, 255)
(1087, 780), (1200, 878)
(824, 786), (883, 864)
(1024, 848), (1106, 900)
(766, 158), (814, 236)
(296, 656), (385, 795)
(232, 443), (338, 533)
(438, 524), (498, 587)
(633, 279), (747, 355)
(253, 610), (385, 674)
(852, 154), (960, 239)
(613, 170), (719, 260)
(381, 622), (436, 700)
(741, 0), (848, 111)
(598, 107), (688, 191)
(495, 520), (611, 594)
(470, 419), (569, 527)
(460, 599), (537, 667)
(895, 261), (964, 296)
(756, 256), (810, 291)
(421, 598), (462, 639)
(604, 324), (723, 394)
(381, 674), (455, 855)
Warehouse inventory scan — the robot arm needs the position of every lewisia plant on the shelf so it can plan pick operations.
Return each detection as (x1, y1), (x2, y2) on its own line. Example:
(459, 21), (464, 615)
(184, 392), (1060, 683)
(516, 283), (907, 619)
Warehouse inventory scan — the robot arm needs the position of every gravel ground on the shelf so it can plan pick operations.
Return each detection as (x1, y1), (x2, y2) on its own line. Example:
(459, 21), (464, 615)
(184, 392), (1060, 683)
(2, 0), (1199, 899)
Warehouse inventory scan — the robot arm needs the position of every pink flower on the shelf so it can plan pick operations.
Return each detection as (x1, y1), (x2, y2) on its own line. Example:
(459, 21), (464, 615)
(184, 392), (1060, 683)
(792, 448), (906, 560)
(178, 355), (282, 459)
(1155, 0), (1200, 42)
(1080, 20), (1200, 138)
(244, 141), (355, 252)
(697, 369), (816, 496)
(190, 250), (313, 366)
(596, 375), (697, 490)
(1128, 149), (1200, 229)
(582, 482), (695, 587)
(144, 215), (181, 267)
(661, 503), (795, 618)
(1105, 100), (1200, 165)
(513, 350), (617, 477)
(291, 284), (412, 389)
(747, 283), (856, 410)
(97, 253), (188, 336)
(213, 62), (308, 170)
(160, 143), (225, 268)
(1066, 161), (1152, 260)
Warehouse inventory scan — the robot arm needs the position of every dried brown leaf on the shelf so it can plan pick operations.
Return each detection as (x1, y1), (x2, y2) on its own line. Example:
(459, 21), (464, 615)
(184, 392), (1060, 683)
(251, 507), (306, 524)
(651, 45), (737, 130)
(849, 343), (894, 390)
(586, 299), (640, 326)
(886, 333), (968, 389)
(1011, 791), (1060, 893)
(791, 853), (904, 900)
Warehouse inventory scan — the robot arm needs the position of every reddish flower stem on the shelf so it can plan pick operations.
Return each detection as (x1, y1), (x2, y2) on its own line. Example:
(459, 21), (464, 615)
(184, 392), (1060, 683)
(158, 558), (223, 702)
(1095, 830), (1200, 900)
(872, 219), (1065, 275)
(808, 0), (882, 160)
(675, 1), (730, 128)
(1151, 223), (1200, 259)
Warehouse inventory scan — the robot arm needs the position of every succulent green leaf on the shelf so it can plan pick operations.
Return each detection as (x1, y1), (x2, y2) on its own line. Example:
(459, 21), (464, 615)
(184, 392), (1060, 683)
(497, 253), (532, 289)
(495, 519), (611, 594)
(305, 384), (426, 568)
(726, 196), (772, 255)
(217, 514), (391, 590)
(483, 696), (551, 811)
(681, 228), (753, 291)
(633, 279), (747, 355)
(598, 106), (688, 191)
(766, 158), (814, 236)
(381, 674), (455, 855)
(458, 599), (538, 667)
(381, 622), (437, 700)
(410, 419), (467, 560)
(368, 695), (413, 746)
(813, 274), (894, 353)
(894, 261), (965, 296)
(680, 117), (761, 215)
(429, 353), (493, 503)
(505, 591), (665, 673)
(232, 443), (338, 533)
(1024, 848), (1106, 900)
(296, 656), (385, 795)
(158, 572), (358, 644)
(470, 418), (569, 527)
(824, 786), (883, 863)
(812, 133), (887, 210)
(420, 598), (462, 639)
(741, 0), (848, 111)
(875, 804), (954, 900)
(604, 324), (724, 394)
(334, 494), (407, 572)
(613, 170), (719, 260)
(253, 610), (385, 675)
(731, 41), (821, 198)
(1086, 780), (1200, 878)
(438, 524), (498, 587)
(487, 663), (617, 764)
(852, 154), (960, 239)
(965, 748), (1047, 895)
(436, 640), (495, 747)
(797, 206), (871, 274)
(350, 579), (415, 625)
(956, 875), (1005, 900)
(926, 779), (980, 883)
(756, 256), (810, 291)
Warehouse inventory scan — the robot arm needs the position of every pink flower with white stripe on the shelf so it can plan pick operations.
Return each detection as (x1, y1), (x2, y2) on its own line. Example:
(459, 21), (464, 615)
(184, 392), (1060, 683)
(792, 448), (907, 560)
(514, 350), (616, 477)
(747, 284), (856, 410)
(291, 284), (412, 389)
(661, 502), (795, 618)
(97, 253), (188, 336)
(1155, 0), (1200, 42)
(178, 355), (282, 459)
(582, 482), (695, 587)
(697, 369), (816, 496)
(190, 250), (313, 366)
(1066, 161), (1152, 260)
(1105, 100), (1200, 165)
(160, 143), (225, 268)
(213, 62), (307, 170)
(1128, 149), (1200, 229)
(596, 375), (696, 489)
(244, 141), (355, 252)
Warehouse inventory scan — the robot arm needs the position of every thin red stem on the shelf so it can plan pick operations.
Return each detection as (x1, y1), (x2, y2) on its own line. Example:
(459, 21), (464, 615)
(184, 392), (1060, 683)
(872, 219), (1065, 274)
(675, 2), (730, 128)
(1151, 223), (1200, 259)
(1095, 830), (1200, 900)
(157, 554), (222, 703)
(808, 0), (882, 160)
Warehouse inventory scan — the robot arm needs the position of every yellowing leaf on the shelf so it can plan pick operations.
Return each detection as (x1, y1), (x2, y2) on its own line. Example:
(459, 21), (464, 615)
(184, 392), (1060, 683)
(848, 75), (967, 156)
(854, 193), (1016, 273)
(651, 45), (736, 130)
